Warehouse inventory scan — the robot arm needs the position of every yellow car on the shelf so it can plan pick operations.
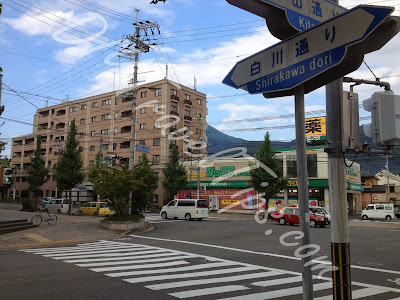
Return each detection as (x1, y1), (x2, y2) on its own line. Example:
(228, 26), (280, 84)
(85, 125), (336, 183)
(80, 202), (111, 216)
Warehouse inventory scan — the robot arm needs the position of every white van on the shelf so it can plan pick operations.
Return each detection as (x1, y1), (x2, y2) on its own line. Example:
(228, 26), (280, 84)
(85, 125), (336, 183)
(160, 199), (209, 221)
(361, 204), (395, 221)
(46, 198), (69, 214)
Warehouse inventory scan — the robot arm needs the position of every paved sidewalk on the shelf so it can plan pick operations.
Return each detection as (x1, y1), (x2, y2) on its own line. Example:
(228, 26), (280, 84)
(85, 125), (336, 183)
(0, 209), (124, 249)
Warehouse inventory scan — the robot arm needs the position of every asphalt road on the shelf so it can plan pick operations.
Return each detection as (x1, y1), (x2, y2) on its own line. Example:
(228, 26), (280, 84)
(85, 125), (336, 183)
(1, 214), (400, 299)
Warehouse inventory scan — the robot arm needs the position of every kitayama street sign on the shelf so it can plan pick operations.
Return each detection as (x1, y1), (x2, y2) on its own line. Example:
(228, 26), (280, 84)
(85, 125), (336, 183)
(223, 5), (400, 98)
(136, 144), (150, 154)
(227, 0), (347, 39)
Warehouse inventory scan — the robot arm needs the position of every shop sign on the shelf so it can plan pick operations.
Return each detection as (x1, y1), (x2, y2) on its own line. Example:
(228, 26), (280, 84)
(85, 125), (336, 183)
(206, 166), (250, 178)
(305, 116), (326, 143)
(221, 199), (240, 205)
(346, 182), (364, 192)
(185, 181), (252, 188)
(288, 180), (310, 186)
(372, 194), (386, 202)
(346, 166), (359, 183)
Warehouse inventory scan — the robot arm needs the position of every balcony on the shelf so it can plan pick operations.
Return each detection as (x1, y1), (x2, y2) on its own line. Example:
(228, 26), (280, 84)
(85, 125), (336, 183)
(56, 123), (66, 129)
(184, 99), (192, 106)
(56, 109), (66, 116)
(184, 115), (192, 122)
(120, 126), (131, 133)
(170, 111), (179, 116)
(25, 138), (34, 145)
(39, 110), (50, 118)
(120, 141), (130, 149)
(171, 94), (180, 102)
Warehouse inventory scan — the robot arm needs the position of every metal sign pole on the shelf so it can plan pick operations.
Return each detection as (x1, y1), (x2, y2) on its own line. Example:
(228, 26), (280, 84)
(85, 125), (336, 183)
(294, 84), (313, 300)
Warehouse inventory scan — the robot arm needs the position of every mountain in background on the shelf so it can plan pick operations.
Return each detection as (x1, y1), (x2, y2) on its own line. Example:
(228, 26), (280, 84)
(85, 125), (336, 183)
(206, 125), (400, 176)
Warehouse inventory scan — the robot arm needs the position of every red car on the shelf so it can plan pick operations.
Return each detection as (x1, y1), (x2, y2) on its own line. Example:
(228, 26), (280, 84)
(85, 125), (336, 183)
(271, 207), (329, 228)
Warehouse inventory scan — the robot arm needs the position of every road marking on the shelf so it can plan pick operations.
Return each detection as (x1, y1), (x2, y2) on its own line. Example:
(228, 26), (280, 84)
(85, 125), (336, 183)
(21, 241), (130, 252)
(125, 266), (257, 283)
(146, 271), (284, 290)
(90, 260), (190, 273)
(46, 249), (164, 260)
(8, 238), (84, 248)
(252, 276), (303, 287)
(106, 262), (234, 278)
(25, 234), (52, 242)
(169, 285), (250, 299)
(77, 254), (195, 267)
(64, 251), (177, 263)
(41, 245), (146, 257)
(130, 234), (400, 276)
(19, 240), (400, 299)
(218, 282), (332, 300)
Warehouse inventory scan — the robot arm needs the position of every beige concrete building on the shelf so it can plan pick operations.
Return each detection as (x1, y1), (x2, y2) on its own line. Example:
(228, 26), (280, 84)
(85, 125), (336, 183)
(10, 79), (207, 207)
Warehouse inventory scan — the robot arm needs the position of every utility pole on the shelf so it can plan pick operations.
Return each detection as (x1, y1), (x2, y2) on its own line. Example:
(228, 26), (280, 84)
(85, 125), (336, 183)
(118, 9), (159, 213)
(98, 136), (103, 217)
(325, 0), (352, 291)
(386, 155), (390, 203)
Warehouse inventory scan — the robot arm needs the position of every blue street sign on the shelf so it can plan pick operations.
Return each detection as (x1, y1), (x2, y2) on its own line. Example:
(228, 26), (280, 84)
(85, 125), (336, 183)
(137, 144), (150, 154)
(223, 5), (397, 97)
(227, 0), (347, 39)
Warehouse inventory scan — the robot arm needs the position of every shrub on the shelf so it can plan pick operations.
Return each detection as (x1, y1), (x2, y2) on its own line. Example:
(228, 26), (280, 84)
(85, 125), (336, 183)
(21, 198), (36, 212)
(105, 214), (144, 222)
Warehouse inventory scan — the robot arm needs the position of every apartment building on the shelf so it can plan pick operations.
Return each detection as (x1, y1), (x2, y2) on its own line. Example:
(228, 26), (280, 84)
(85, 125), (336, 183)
(10, 79), (208, 207)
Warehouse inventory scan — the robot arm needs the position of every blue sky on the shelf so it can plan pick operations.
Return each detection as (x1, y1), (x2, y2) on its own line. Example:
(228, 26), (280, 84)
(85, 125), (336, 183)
(0, 0), (399, 158)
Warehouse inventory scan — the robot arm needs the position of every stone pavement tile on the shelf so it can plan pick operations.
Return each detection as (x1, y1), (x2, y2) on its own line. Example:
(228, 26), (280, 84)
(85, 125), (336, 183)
(0, 209), (122, 249)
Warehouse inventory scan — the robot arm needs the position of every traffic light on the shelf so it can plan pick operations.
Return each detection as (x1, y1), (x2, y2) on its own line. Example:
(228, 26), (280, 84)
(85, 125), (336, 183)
(0, 3), (2, 15)
(362, 90), (400, 146)
(0, 167), (12, 185)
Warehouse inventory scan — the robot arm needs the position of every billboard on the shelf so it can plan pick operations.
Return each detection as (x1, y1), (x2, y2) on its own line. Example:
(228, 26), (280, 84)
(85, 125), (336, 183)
(305, 116), (326, 144)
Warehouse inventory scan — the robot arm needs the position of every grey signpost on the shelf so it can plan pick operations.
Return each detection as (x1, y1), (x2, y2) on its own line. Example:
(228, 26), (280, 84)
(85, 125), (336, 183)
(224, 2), (400, 299)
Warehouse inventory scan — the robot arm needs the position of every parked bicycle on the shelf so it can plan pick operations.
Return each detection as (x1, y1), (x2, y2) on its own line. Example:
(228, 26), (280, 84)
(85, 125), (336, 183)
(31, 212), (58, 226)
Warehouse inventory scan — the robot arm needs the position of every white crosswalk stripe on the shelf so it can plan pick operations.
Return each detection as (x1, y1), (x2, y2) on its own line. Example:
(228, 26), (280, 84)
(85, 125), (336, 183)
(20, 240), (400, 299)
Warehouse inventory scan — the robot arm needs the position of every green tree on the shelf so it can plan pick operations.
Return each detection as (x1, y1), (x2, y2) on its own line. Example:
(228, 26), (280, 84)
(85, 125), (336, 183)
(132, 154), (158, 213)
(88, 151), (101, 182)
(162, 147), (187, 201)
(93, 165), (144, 217)
(250, 132), (288, 207)
(54, 119), (84, 213)
(26, 135), (49, 209)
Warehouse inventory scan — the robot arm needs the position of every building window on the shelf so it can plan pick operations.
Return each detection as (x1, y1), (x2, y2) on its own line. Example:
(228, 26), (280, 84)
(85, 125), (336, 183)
(101, 129), (110, 135)
(139, 140), (146, 145)
(154, 105), (160, 113)
(171, 105), (177, 112)
(184, 110), (190, 116)
(154, 121), (161, 129)
(80, 119), (85, 124)
(102, 144), (109, 150)
(113, 143), (117, 150)
(172, 89), (177, 96)
(286, 155), (297, 178)
(79, 133), (85, 138)
(171, 123), (177, 130)
(141, 91), (147, 98)
(90, 145), (95, 151)
(153, 138), (160, 146)
(184, 125), (189, 133)
(155, 88), (161, 97)
(115, 98), (119, 105)
(79, 147), (83, 152)
(197, 98), (201, 105)
(140, 107), (146, 114)
(102, 114), (111, 121)
(89, 160), (95, 166)
(185, 94), (190, 100)
(140, 123), (146, 130)
(92, 116), (97, 123)
(92, 102), (98, 108)
(307, 154), (318, 178)
(69, 107), (77, 113)
(81, 104), (86, 110)
(139, 156), (144, 163)
(153, 155), (160, 163)
(68, 121), (72, 126)
(102, 99), (111, 106)
(91, 131), (96, 137)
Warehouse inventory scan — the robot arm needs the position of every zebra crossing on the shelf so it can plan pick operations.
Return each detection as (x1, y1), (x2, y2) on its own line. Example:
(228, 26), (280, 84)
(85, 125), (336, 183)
(20, 241), (400, 299)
